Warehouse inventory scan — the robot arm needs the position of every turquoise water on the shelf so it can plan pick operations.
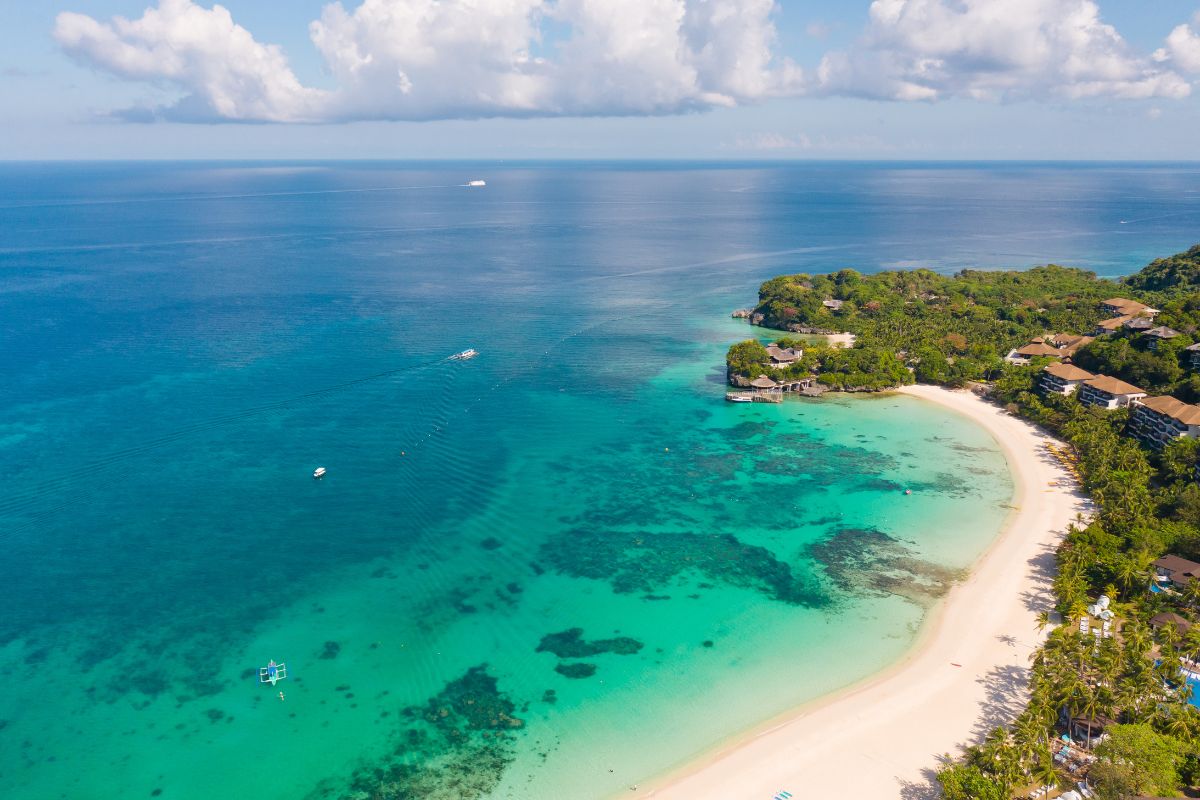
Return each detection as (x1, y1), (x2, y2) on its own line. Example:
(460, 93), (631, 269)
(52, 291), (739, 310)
(2, 162), (1198, 799)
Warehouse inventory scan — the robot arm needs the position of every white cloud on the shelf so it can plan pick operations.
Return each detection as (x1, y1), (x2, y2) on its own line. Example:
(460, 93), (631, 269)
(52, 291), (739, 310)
(1154, 18), (1200, 75)
(54, 0), (327, 121)
(733, 132), (814, 150)
(805, 21), (832, 40)
(51, 0), (1198, 123)
(56, 0), (801, 122)
(816, 0), (1191, 102)
(728, 130), (895, 154)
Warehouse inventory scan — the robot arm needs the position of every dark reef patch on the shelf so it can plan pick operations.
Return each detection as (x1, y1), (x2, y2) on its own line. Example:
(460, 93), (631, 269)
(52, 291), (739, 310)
(554, 663), (597, 679)
(480, 537), (503, 551)
(536, 628), (643, 658)
(906, 472), (976, 499)
(318, 665), (524, 800)
(318, 641), (341, 660)
(540, 528), (828, 607)
(808, 528), (963, 605)
(849, 477), (904, 494)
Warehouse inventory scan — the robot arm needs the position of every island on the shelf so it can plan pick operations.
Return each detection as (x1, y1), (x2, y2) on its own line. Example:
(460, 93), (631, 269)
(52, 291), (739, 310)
(698, 244), (1200, 799)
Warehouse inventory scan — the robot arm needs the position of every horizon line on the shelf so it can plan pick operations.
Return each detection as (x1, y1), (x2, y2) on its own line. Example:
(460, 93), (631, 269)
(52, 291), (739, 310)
(4, 157), (1200, 165)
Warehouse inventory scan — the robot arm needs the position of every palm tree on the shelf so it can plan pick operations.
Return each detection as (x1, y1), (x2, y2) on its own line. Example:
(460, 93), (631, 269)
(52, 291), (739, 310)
(1076, 684), (1102, 749)
(1031, 752), (1059, 794)
(1115, 552), (1152, 596)
(1036, 610), (1053, 634)
(1183, 625), (1200, 666)
(1183, 578), (1200, 609)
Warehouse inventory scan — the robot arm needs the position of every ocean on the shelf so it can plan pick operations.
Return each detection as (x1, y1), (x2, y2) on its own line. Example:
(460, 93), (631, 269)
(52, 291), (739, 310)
(1, 161), (1198, 799)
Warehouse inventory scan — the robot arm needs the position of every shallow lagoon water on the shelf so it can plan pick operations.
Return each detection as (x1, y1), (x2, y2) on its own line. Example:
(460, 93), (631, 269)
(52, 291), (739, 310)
(2, 162), (1198, 798)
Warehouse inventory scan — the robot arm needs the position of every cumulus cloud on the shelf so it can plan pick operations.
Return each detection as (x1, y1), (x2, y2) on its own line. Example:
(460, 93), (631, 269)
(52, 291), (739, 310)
(55, 0), (801, 122)
(1154, 13), (1200, 75)
(313, 0), (804, 118)
(51, 0), (1198, 123)
(54, 0), (327, 121)
(816, 0), (1191, 102)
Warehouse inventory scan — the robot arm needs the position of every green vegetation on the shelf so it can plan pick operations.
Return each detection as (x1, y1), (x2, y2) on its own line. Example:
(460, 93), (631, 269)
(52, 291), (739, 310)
(728, 264), (1126, 391)
(728, 248), (1200, 396)
(1123, 244), (1200, 295)
(731, 245), (1200, 798)
(1090, 724), (1192, 799)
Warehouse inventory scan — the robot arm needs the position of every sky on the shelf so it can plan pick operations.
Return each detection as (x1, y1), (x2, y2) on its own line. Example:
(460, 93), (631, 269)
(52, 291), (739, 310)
(3, 0), (1200, 160)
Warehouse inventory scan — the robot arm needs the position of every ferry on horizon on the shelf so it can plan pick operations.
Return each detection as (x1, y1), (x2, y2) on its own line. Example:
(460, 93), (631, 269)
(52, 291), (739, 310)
(450, 348), (479, 360)
(466, 180), (486, 187)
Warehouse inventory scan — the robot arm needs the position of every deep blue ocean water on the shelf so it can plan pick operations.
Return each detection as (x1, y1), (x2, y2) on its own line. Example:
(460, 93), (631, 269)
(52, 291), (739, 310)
(1, 162), (1198, 799)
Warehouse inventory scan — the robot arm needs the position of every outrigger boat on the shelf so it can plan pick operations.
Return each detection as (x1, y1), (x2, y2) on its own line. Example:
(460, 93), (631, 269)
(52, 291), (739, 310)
(259, 660), (287, 686)
(449, 349), (478, 360)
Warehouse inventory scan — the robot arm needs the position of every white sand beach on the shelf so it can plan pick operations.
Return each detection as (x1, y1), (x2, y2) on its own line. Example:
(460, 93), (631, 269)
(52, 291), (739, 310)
(635, 385), (1089, 800)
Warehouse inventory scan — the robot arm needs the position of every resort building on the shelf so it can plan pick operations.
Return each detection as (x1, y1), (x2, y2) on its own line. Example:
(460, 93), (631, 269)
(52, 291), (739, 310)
(748, 374), (815, 393)
(1143, 326), (1181, 350)
(1049, 333), (1094, 356)
(1077, 375), (1147, 409)
(1005, 342), (1064, 364)
(1101, 297), (1157, 317)
(1123, 316), (1155, 332)
(1128, 396), (1200, 448)
(1069, 714), (1115, 745)
(1040, 363), (1095, 395)
(1150, 611), (1192, 637)
(1187, 342), (1200, 369)
(1094, 316), (1132, 335)
(1153, 554), (1200, 591)
(765, 345), (802, 368)
(1008, 333), (1097, 365)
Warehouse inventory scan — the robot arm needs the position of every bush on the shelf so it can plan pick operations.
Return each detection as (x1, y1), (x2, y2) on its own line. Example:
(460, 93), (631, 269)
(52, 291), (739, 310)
(936, 763), (1007, 800)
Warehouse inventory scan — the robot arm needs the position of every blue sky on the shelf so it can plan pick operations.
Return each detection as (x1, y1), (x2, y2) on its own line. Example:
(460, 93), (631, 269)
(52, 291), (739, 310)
(3, 1), (1200, 159)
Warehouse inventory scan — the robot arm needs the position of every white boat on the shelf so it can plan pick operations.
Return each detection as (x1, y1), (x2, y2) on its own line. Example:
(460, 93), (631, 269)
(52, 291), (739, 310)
(466, 180), (486, 187)
(725, 393), (754, 403)
(313, 467), (327, 479)
(450, 349), (479, 360)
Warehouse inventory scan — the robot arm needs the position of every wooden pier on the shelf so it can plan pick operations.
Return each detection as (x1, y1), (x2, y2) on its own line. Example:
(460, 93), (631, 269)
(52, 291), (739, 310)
(726, 391), (783, 404)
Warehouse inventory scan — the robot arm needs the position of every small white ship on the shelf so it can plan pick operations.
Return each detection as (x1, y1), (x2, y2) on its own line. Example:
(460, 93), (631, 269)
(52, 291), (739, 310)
(450, 349), (479, 360)
(466, 180), (486, 187)
(313, 466), (327, 479)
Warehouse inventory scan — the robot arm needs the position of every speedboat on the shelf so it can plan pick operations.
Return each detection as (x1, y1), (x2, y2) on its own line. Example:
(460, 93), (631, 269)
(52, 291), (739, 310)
(313, 467), (327, 479)
(725, 392), (753, 403)
(466, 180), (486, 187)
(259, 660), (287, 686)
(450, 349), (479, 360)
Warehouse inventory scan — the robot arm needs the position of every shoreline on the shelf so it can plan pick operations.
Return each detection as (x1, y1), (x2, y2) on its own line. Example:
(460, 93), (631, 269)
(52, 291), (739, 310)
(629, 385), (1089, 799)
